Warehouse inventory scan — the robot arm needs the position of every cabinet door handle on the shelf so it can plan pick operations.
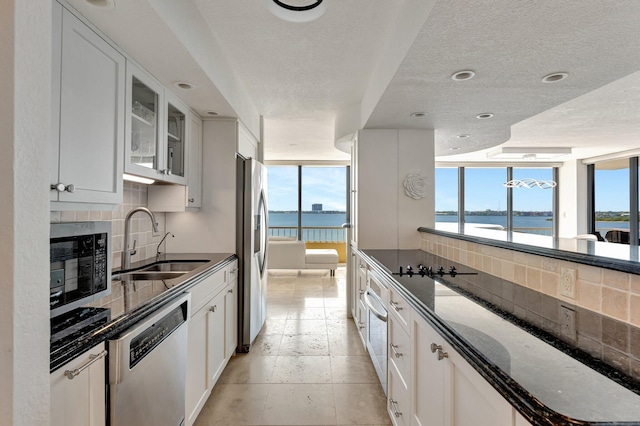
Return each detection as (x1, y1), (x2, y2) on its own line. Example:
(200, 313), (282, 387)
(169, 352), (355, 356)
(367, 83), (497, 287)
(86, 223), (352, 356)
(210, 305), (217, 312)
(359, 290), (365, 296)
(389, 399), (402, 418)
(51, 183), (75, 193)
(188, 197), (195, 203)
(358, 321), (365, 330)
(228, 289), (233, 293)
(390, 343), (403, 358)
(64, 350), (107, 380)
(390, 300), (403, 311)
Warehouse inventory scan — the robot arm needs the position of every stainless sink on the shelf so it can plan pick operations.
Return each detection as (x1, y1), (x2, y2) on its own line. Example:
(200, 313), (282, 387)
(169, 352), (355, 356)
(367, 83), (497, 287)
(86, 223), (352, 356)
(138, 261), (208, 273)
(120, 271), (187, 281)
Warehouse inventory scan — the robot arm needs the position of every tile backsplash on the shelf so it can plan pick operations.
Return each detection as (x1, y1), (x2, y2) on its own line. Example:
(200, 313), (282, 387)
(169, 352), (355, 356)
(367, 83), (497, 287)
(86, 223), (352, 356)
(50, 182), (167, 270)
(421, 232), (640, 381)
(420, 231), (640, 328)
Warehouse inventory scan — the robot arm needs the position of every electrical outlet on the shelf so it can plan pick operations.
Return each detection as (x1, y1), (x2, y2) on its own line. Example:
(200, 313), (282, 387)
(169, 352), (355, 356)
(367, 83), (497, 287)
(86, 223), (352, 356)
(560, 267), (576, 299)
(560, 305), (576, 341)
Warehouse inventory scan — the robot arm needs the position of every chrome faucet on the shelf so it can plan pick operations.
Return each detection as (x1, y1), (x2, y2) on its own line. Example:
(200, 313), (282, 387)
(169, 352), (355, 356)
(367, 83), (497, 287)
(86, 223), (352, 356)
(156, 232), (174, 260)
(122, 207), (159, 270)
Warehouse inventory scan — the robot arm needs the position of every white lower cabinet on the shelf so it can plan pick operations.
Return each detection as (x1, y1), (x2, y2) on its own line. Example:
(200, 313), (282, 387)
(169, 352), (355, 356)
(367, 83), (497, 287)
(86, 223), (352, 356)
(50, 342), (107, 426)
(410, 304), (514, 426)
(207, 290), (227, 388)
(388, 311), (411, 426)
(225, 277), (238, 359)
(185, 262), (238, 426)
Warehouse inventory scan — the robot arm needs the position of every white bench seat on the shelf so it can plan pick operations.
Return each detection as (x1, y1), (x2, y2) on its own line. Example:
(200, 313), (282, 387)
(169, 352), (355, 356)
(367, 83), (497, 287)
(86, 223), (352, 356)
(268, 237), (339, 276)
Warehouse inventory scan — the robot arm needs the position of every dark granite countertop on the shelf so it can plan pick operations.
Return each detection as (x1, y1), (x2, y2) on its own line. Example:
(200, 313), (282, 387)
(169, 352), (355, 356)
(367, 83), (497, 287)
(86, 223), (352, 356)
(50, 253), (236, 372)
(361, 248), (640, 426)
(419, 224), (640, 275)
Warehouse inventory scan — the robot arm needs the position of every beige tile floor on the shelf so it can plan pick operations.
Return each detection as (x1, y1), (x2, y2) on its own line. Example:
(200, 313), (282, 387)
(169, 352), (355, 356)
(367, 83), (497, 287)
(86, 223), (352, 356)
(193, 267), (391, 426)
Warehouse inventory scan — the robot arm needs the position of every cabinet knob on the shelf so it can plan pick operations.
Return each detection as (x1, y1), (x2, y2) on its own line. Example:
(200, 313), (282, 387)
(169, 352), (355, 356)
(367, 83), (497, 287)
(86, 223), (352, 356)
(430, 343), (448, 360)
(389, 399), (402, 418)
(188, 197), (195, 203)
(210, 305), (217, 312)
(390, 343), (403, 358)
(390, 300), (403, 311)
(228, 289), (233, 294)
(51, 183), (75, 193)
(358, 322), (365, 330)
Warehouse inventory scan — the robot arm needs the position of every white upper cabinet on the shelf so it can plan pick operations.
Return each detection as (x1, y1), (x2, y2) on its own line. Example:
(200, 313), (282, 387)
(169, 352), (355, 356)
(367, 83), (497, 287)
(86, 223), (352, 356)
(163, 92), (189, 185)
(124, 62), (189, 185)
(187, 113), (203, 208)
(51, 2), (125, 208)
(124, 62), (164, 181)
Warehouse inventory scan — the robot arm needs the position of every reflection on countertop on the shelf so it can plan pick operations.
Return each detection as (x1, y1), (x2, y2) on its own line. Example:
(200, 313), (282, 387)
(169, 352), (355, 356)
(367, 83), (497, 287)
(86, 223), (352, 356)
(50, 253), (236, 372)
(362, 248), (640, 424)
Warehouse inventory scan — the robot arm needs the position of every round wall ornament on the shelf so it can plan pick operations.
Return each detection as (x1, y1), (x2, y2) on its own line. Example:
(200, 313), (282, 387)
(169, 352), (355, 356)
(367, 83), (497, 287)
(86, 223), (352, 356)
(403, 171), (429, 200)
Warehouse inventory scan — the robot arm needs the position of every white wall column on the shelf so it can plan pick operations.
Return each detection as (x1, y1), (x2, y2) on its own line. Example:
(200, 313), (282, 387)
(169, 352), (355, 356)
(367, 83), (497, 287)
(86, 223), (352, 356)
(0, 0), (52, 424)
(558, 159), (588, 238)
(356, 129), (435, 249)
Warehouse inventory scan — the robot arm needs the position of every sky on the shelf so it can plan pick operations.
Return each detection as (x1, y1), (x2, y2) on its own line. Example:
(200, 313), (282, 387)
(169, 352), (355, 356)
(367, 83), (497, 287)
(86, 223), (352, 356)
(268, 165), (631, 213)
(436, 166), (632, 212)
(267, 166), (347, 211)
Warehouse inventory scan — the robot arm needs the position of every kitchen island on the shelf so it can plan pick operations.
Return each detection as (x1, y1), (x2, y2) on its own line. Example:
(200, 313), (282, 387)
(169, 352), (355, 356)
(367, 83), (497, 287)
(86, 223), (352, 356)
(358, 248), (640, 425)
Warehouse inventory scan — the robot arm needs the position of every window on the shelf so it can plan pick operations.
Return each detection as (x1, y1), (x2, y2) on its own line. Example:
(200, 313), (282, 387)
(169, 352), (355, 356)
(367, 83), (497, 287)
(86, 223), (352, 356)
(512, 168), (554, 235)
(436, 166), (557, 235)
(267, 165), (348, 243)
(435, 167), (458, 223)
(593, 159), (631, 243)
(267, 166), (299, 238)
(464, 168), (507, 229)
(301, 167), (347, 242)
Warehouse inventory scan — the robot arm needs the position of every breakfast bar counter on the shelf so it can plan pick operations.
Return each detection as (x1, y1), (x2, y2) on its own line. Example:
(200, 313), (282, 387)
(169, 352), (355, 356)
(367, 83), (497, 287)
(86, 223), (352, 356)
(361, 249), (640, 425)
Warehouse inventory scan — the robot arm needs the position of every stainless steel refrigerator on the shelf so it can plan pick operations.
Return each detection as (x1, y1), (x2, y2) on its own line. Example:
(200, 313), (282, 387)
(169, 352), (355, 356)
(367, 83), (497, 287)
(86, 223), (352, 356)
(236, 157), (268, 352)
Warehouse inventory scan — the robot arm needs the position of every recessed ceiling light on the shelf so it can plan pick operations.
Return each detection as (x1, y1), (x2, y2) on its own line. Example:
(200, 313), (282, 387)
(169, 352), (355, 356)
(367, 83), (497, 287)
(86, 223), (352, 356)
(476, 113), (494, 119)
(456, 134), (470, 139)
(541, 72), (568, 83)
(410, 112), (427, 118)
(174, 81), (195, 90)
(450, 147), (461, 151)
(205, 111), (219, 116)
(451, 70), (476, 81)
(85, 0), (115, 9)
(289, 143), (298, 146)
(266, 0), (327, 23)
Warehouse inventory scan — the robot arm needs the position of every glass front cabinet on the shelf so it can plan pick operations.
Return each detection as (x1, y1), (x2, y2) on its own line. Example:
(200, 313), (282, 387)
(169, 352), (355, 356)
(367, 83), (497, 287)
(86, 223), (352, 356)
(125, 62), (188, 185)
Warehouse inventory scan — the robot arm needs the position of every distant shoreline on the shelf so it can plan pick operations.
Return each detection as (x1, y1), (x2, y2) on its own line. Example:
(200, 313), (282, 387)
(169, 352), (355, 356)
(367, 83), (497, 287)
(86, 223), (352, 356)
(269, 211), (346, 214)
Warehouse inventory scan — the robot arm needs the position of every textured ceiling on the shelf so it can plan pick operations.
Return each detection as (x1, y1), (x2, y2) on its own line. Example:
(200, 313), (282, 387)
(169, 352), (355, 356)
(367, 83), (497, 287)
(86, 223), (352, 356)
(367, 0), (640, 158)
(63, 0), (640, 163)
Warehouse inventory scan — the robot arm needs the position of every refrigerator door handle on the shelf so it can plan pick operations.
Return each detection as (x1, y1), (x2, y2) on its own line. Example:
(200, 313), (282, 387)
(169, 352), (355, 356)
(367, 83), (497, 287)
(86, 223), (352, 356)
(258, 189), (268, 278)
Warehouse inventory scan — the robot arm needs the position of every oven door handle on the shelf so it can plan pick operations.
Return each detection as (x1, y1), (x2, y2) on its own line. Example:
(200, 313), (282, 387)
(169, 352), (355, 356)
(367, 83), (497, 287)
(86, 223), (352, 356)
(364, 290), (387, 322)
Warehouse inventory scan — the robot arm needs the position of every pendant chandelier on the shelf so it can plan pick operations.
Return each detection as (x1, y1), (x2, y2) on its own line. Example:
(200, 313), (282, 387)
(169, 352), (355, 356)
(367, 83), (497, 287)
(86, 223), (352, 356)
(266, 0), (327, 23)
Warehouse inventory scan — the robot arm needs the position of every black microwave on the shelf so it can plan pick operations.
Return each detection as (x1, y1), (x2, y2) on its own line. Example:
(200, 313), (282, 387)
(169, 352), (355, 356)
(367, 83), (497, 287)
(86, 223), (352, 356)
(50, 222), (111, 318)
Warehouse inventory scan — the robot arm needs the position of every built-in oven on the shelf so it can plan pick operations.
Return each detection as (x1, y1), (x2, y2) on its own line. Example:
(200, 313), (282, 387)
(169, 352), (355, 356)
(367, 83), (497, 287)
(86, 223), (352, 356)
(365, 269), (388, 395)
(50, 222), (111, 318)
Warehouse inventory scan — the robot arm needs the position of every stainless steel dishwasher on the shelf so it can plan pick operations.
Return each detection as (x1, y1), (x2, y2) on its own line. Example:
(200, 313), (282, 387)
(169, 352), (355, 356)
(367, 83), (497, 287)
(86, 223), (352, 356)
(109, 293), (190, 426)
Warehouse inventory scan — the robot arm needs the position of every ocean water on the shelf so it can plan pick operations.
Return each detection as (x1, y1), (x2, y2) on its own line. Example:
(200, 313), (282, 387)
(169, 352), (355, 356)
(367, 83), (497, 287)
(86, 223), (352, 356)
(267, 212), (632, 240)
(268, 212), (347, 241)
(436, 214), (631, 234)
